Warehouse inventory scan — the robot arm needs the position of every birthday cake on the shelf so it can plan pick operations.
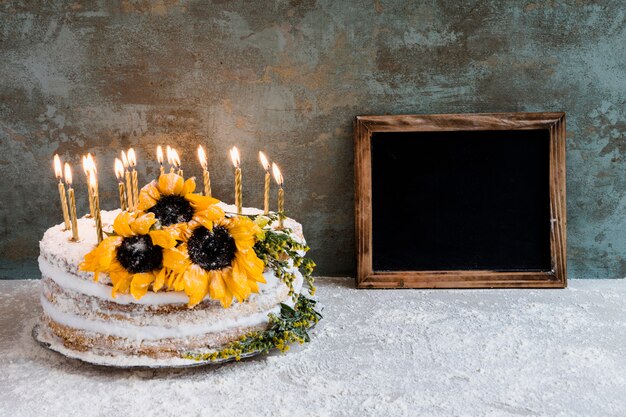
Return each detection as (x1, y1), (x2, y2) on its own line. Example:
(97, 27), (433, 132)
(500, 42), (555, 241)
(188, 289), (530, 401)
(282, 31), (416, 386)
(35, 171), (319, 367)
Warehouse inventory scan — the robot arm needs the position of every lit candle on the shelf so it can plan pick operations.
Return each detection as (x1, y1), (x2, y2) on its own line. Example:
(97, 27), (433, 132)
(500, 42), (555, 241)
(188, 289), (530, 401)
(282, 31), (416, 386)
(272, 162), (284, 228)
(54, 155), (71, 230)
(259, 151), (271, 215)
(157, 145), (164, 175)
(86, 153), (99, 215)
(82, 155), (94, 218)
(64, 163), (79, 241)
(171, 148), (182, 177)
(166, 145), (174, 173)
(197, 145), (211, 197)
(89, 173), (103, 243)
(121, 150), (133, 210)
(230, 146), (242, 214)
(128, 148), (139, 210)
(114, 158), (127, 211)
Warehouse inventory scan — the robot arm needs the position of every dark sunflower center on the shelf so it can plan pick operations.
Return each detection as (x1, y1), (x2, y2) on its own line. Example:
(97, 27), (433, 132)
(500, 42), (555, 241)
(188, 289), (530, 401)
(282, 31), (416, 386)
(147, 195), (194, 226)
(187, 226), (236, 271)
(116, 235), (163, 273)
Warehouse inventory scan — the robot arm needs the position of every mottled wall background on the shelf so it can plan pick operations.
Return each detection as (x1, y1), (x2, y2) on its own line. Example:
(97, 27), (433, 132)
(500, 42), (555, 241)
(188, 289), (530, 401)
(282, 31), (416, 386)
(1, 1), (625, 279)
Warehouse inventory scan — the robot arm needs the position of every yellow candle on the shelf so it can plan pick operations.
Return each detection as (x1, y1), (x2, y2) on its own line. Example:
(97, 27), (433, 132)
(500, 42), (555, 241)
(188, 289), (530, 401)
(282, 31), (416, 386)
(58, 181), (71, 230)
(128, 148), (139, 210)
(132, 170), (138, 209)
(87, 153), (99, 215)
(121, 150), (134, 210)
(82, 155), (94, 218)
(272, 163), (284, 228)
(235, 167), (242, 214)
(230, 147), (242, 214)
(198, 145), (211, 197)
(278, 187), (284, 228)
(259, 152), (271, 215)
(54, 155), (71, 230)
(114, 158), (127, 211)
(64, 163), (79, 241)
(90, 174), (103, 243)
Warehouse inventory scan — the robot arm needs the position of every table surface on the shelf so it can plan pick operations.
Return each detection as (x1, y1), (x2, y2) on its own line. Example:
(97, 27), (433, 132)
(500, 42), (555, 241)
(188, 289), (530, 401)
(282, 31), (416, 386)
(2, 278), (626, 417)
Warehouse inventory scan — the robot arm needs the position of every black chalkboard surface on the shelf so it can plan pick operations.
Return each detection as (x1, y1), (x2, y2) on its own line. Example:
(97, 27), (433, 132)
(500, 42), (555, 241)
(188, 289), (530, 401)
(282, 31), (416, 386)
(371, 130), (551, 272)
(354, 113), (567, 289)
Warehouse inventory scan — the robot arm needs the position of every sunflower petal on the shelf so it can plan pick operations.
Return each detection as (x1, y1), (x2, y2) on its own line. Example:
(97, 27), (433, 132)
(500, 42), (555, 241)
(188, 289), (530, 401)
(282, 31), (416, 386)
(158, 173), (184, 196)
(153, 268), (166, 292)
(185, 193), (221, 210)
(172, 272), (185, 292)
(80, 236), (122, 274)
(149, 229), (177, 249)
(137, 182), (160, 211)
(224, 265), (250, 303)
(163, 245), (190, 272)
(130, 272), (155, 300)
(113, 211), (134, 237)
(192, 213), (216, 231)
(110, 269), (132, 297)
(247, 279), (259, 293)
(227, 217), (260, 251)
(130, 212), (156, 235)
(183, 265), (209, 307)
(238, 250), (266, 281)
(208, 271), (226, 301)
(182, 177), (197, 195)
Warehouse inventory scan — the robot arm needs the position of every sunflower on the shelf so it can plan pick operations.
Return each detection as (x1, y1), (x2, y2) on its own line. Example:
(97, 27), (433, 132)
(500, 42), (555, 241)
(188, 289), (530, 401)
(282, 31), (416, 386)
(79, 211), (178, 299)
(162, 215), (266, 308)
(138, 173), (224, 239)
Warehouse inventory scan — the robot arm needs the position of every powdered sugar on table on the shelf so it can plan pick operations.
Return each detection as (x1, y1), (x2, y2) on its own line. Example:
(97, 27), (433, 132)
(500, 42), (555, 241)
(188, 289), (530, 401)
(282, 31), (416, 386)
(2, 278), (626, 416)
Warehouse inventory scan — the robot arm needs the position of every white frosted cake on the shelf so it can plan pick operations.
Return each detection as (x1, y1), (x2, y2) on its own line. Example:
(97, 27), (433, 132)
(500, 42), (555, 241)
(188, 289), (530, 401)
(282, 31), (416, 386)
(35, 173), (319, 367)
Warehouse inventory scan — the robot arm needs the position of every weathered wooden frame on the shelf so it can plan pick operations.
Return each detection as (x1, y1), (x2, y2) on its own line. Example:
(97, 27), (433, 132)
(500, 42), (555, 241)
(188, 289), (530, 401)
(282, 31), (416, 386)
(354, 112), (567, 289)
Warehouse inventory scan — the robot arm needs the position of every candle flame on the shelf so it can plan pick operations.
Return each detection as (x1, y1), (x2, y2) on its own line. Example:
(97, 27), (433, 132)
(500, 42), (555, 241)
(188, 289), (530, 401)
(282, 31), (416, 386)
(64, 163), (73, 186)
(197, 145), (207, 169)
(87, 153), (97, 174)
(230, 146), (240, 168)
(259, 151), (270, 171)
(271, 162), (283, 186)
(127, 148), (137, 168)
(114, 158), (125, 180)
(171, 148), (181, 168)
(157, 145), (164, 164)
(54, 154), (63, 179)
(121, 150), (129, 168)
(82, 155), (89, 176)
(89, 171), (97, 190)
(166, 145), (173, 165)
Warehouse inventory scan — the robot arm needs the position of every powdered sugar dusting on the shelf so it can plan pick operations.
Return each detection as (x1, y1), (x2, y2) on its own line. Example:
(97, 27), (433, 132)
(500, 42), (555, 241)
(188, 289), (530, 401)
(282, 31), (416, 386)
(3, 279), (626, 416)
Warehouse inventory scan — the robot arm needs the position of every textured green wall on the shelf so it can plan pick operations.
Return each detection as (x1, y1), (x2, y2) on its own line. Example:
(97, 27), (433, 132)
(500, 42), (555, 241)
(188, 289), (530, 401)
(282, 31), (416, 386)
(1, 1), (625, 278)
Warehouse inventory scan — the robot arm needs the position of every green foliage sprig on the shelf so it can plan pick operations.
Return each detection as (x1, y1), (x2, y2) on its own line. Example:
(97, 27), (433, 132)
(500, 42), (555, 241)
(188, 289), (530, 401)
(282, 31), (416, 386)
(184, 295), (322, 362)
(252, 213), (316, 297)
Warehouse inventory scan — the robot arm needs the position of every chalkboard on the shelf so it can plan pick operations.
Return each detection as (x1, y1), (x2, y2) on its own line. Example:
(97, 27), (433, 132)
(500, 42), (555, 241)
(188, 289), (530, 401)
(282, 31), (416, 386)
(354, 113), (566, 289)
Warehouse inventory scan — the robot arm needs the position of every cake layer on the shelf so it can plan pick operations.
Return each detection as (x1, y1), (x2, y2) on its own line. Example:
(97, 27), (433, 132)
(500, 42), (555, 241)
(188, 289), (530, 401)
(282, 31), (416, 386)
(40, 257), (302, 331)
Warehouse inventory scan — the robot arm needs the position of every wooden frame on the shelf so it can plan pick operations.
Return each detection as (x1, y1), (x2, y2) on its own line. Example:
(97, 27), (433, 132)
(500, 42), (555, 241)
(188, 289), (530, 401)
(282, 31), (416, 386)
(354, 112), (567, 289)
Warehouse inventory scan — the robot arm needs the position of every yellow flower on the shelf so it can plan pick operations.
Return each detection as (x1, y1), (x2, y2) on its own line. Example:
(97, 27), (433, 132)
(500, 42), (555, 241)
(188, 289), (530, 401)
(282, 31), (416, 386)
(80, 211), (177, 299)
(138, 173), (224, 239)
(162, 216), (266, 308)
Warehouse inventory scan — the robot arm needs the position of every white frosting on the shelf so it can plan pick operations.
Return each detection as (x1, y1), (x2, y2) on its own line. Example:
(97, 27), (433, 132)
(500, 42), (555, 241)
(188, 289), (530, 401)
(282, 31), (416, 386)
(41, 294), (286, 340)
(39, 256), (282, 306)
